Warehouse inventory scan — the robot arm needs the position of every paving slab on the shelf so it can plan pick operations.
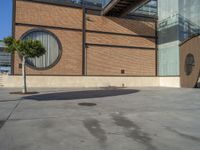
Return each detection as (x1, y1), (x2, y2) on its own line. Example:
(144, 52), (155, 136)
(0, 101), (19, 121)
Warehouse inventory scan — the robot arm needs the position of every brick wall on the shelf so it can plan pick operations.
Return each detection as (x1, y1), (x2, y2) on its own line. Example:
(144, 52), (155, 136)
(16, 0), (83, 29)
(86, 14), (155, 36)
(14, 0), (83, 75)
(86, 46), (155, 76)
(86, 32), (155, 48)
(14, 26), (82, 75)
(14, 0), (156, 76)
(85, 14), (156, 76)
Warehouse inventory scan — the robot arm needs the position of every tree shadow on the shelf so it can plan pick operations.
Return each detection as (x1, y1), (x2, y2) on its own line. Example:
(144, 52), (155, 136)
(23, 89), (139, 101)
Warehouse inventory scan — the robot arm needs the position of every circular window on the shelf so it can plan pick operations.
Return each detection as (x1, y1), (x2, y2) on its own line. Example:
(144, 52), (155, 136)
(184, 53), (195, 76)
(22, 29), (62, 70)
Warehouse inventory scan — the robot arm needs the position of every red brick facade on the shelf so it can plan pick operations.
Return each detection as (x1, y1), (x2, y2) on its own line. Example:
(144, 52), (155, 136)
(13, 0), (157, 76)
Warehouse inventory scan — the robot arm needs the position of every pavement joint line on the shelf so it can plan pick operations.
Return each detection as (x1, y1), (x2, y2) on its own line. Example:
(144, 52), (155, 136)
(8, 116), (62, 122)
(8, 115), (103, 121)
(6, 114), (111, 122)
(0, 99), (22, 130)
(7, 117), (89, 124)
(0, 99), (21, 102)
(5, 98), (23, 122)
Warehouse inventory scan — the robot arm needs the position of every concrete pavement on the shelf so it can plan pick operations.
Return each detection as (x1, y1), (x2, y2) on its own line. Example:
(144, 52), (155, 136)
(0, 87), (200, 150)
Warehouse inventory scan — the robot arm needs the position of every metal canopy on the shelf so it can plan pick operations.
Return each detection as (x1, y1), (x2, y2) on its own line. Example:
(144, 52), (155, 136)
(102, 0), (150, 17)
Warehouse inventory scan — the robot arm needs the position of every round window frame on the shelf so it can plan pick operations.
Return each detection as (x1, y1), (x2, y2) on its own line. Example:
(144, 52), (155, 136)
(20, 28), (62, 70)
(184, 53), (195, 76)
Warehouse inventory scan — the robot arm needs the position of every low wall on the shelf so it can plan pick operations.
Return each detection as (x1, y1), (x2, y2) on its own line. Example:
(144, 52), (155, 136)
(1, 75), (181, 88)
(159, 77), (180, 88)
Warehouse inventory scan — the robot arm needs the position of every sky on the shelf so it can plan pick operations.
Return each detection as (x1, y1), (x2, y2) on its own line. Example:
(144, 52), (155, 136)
(0, 0), (12, 40)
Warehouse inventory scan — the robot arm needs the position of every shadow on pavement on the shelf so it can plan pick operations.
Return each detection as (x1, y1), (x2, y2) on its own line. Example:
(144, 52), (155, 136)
(23, 89), (139, 101)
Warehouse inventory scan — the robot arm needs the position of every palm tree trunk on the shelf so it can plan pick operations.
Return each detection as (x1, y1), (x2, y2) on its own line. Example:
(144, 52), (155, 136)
(22, 56), (27, 94)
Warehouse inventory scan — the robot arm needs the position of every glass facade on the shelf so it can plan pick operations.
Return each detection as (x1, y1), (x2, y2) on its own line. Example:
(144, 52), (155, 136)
(158, 0), (179, 76)
(129, 0), (157, 17)
(38, 0), (103, 8)
(158, 0), (200, 76)
(129, 0), (200, 76)
(83, 0), (102, 7)
(0, 42), (11, 73)
(0, 49), (11, 66)
(179, 0), (200, 41)
(102, 0), (111, 7)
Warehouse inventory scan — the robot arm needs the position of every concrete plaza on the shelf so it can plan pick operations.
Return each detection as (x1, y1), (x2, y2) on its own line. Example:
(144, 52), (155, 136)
(0, 87), (200, 150)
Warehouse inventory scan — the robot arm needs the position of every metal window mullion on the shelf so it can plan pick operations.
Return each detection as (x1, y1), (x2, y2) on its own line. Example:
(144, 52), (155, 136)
(47, 34), (50, 67)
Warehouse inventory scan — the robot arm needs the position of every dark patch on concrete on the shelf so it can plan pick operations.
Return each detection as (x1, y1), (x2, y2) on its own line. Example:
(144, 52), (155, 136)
(111, 114), (157, 150)
(78, 102), (97, 106)
(39, 120), (54, 129)
(83, 118), (107, 148)
(0, 121), (5, 129)
(14, 144), (31, 150)
(166, 127), (200, 142)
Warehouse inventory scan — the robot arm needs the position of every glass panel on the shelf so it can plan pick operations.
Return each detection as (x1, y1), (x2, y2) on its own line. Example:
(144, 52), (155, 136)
(102, 0), (111, 7)
(38, 0), (81, 5)
(129, 0), (157, 17)
(0, 44), (11, 67)
(157, 0), (179, 76)
(36, 0), (102, 7)
(179, 0), (200, 41)
(158, 41), (179, 76)
(83, 0), (102, 7)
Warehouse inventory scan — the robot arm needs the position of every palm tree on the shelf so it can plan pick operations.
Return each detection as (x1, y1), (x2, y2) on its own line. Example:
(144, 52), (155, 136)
(3, 37), (46, 94)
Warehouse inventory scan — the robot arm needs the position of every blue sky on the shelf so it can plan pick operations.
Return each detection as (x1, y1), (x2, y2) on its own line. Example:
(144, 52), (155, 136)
(0, 0), (12, 40)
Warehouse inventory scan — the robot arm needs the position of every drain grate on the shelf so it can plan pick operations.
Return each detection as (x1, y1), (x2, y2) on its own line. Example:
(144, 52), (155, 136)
(78, 102), (97, 106)
(0, 121), (5, 129)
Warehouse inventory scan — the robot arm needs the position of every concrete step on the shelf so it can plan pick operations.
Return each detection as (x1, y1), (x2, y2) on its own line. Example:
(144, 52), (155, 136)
(0, 75), (3, 87)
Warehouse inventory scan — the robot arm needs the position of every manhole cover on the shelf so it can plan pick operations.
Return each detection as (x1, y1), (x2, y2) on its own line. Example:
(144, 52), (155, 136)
(78, 102), (97, 106)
